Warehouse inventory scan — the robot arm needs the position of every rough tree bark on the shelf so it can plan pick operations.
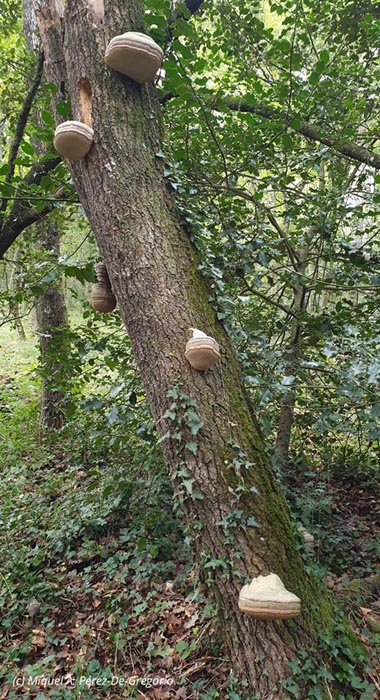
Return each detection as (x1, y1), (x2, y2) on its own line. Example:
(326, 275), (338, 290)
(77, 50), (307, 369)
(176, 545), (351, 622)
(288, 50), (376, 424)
(31, 0), (334, 694)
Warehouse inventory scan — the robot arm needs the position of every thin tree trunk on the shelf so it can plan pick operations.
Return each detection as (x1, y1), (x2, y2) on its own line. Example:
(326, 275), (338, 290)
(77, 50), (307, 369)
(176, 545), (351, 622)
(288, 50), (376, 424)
(24, 1), (69, 433)
(32, 1), (335, 693)
(274, 246), (308, 471)
(35, 221), (68, 432)
(8, 251), (26, 340)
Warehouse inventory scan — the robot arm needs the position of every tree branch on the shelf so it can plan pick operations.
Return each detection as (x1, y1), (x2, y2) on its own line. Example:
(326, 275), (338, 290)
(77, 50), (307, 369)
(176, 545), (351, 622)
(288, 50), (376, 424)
(243, 281), (296, 318)
(0, 51), (45, 216)
(0, 197), (64, 259)
(196, 180), (300, 269)
(222, 97), (380, 170)
(20, 155), (62, 186)
(0, 155), (63, 259)
(161, 91), (380, 169)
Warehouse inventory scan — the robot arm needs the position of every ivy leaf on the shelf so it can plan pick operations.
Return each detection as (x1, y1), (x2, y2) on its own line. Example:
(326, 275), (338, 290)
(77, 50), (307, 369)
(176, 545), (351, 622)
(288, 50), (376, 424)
(281, 375), (295, 386)
(183, 479), (194, 495)
(57, 100), (70, 117)
(185, 409), (203, 436)
(185, 441), (198, 455)
(246, 516), (259, 528)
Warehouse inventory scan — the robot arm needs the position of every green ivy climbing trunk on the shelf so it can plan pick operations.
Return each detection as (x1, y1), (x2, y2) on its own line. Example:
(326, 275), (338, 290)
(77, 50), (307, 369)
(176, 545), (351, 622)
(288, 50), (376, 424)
(31, 0), (333, 694)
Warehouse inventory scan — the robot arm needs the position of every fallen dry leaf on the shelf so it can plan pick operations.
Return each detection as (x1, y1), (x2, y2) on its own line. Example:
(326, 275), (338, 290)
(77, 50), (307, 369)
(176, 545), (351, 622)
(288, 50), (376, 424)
(31, 629), (47, 647)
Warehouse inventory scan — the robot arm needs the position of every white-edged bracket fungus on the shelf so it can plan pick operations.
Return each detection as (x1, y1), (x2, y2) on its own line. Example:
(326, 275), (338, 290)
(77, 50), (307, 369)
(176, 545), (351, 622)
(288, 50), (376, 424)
(238, 573), (301, 620)
(53, 121), (94, 161)
(104, 32), (164, 84)
(90, 262), (116, 314)
(185, 328), (220, 371)
(298, 525), (315, 547)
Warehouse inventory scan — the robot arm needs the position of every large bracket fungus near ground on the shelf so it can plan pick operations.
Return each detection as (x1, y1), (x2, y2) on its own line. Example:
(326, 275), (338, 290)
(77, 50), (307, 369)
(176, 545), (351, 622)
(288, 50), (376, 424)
(238, 573), (301, 619)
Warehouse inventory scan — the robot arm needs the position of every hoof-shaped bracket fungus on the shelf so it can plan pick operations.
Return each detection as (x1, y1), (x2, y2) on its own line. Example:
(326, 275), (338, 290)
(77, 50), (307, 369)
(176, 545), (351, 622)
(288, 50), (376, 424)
(238, 573), (301, 620)
(90, 262), (117, 314)
(53, 121), (94, 161)
(104, 32), (164, 84)
(185, 328), (220, 371)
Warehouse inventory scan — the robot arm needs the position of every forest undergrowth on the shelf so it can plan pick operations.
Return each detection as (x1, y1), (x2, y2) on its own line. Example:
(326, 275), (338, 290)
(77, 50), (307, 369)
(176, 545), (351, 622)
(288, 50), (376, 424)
(1, 327), (379, 700)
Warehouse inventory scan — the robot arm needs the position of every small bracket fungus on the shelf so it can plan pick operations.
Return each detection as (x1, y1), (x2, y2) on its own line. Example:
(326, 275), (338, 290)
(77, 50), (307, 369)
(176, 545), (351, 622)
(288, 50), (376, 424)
(185, 328), (220, 371)
(238, 573), (301, 620)
(298, 525), (315, 547)
(104, 32), (164, 84)
(53, 121), (94, 161)
(90, 262), (116, 313)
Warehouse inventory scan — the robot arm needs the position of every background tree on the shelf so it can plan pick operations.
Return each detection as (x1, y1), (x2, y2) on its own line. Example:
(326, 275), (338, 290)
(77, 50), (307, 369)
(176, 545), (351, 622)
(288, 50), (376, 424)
(22, 2), (69, 432)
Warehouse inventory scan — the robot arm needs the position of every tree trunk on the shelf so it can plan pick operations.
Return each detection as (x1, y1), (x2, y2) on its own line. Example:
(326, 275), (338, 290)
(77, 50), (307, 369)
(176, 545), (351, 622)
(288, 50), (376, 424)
(274, 246), (309, 472)
(8, 250), (26, 340)
(35, 221), (68, 432)
(31, 0), (334, 693)
(24, 2), (69, 433)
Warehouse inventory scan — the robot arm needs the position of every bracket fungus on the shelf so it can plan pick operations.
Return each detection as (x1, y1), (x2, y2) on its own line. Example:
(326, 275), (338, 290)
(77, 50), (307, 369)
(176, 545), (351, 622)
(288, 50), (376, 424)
(53, 121), (94, 161)
(238, 573), (301, 620)
(90, 262), (116, 313)
(298, 525), (315, 547)
(104, 32), (164, 84)
(185, 328), (220, 371)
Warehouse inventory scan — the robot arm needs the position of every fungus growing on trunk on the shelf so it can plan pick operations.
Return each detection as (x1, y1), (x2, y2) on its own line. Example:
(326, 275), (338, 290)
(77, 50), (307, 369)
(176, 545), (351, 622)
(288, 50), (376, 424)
(90, 262), (116, 313)
(185, 328), (220, 371)
(53, 121), (94, 161)
(238, 573), (301, 619)
(104, 32), (163, 84)
(298, 525), (315, 547)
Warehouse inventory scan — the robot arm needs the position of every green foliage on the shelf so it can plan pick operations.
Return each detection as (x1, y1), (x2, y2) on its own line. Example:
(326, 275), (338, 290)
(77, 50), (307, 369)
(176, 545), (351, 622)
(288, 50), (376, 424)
(146, 0), (380, 492)
(1, 0), (380, 694)
(161, 383), (204, 456)
(0, 349), (190, 688)
(283, 611), (376, 700)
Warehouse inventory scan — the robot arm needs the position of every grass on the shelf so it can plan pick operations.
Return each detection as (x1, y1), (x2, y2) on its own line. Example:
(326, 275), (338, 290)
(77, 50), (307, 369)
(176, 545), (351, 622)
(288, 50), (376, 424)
(0, 322), (38, 376)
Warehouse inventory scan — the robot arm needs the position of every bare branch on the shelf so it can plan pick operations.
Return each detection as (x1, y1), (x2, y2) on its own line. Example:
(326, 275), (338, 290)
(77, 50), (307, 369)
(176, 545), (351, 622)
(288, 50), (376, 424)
(243, 281), (296, 318)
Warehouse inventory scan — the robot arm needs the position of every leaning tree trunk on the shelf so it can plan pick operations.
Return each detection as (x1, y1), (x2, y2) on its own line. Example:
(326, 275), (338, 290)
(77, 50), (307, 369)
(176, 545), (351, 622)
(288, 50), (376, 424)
(32, 0), (334, 694)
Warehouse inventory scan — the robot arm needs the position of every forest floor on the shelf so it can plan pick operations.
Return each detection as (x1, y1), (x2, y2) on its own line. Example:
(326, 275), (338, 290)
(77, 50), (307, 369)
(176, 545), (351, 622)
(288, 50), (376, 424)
(0, 328), (380, 699)
(1, 450), (379, 700)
